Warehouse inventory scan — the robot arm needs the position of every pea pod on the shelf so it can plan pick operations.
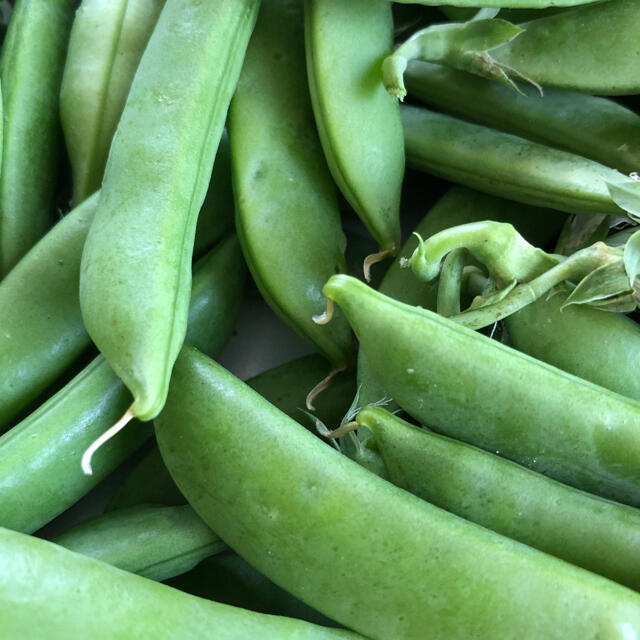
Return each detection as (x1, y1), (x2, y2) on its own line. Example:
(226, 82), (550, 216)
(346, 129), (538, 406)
(231, 0), (353, 368)
(493, 0), (640, 95)
(80, 0), (259, 422)
(155, 346), (640, 640)
(391, 0), (599, 8)
(359, 406), (640, 592)
(402, 105), (640, 219)
(53, 505), (225, 582)
(323, 274), (640, 507)
(0, 236), (244, 534)
(0, 0), (75, 275)
(0, 528), (361, 640)
(60, 0), (166, 205)
(305, 0), (403, 254)
(108, 353), (356, 511)
(404, 61), (640, 174)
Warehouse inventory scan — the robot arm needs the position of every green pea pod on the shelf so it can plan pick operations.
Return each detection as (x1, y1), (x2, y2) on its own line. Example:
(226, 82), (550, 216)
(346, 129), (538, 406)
(60, 0), (166, 206)
(402, 105), (640, 219)
(359, 406), (640, 592)
(305, 0), (404, 254)
(80, 0), (259, 422)
(107, 353), (356, 511)
(404, 61), (640, 174)
(231, 0), (353, 368)
(53, 505), (225, 582)
(168, 553), (339, 628)
(357, 186), (565, 407)
(0, 0), (76, 275)
(392, 0), (599, 8)
(0, 137), (233, 434)
(0, 236), (245, 534)
(0, 528), (361, 640)
(324, 274), (640, 507)
(155, 346), (640, 639)
(493, 0), (640, 95)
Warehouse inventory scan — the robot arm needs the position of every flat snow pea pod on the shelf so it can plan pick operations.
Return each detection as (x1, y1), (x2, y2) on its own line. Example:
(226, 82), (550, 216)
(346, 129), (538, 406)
(359, 406), (640, 592)
(323, 275), (640, 507)
(0, 0), (76, 275)
(80, 0), (260, 423)
(60, 0), (166, 206)
(357, 186), (565, 407)
(231, 0), (353, 369)
(402, 105), (640, 219)
(305, 0), (403, 255)
(155, 347), (640, 640)
(404, 61), (640, 174)
(493, 0), (640, 95)
(0, 528), (362, 640)
(107, 353), (356, 510)
(53, 505), (226, 581)
(505, 290), (640, 402)
(0, 237), (245, 533)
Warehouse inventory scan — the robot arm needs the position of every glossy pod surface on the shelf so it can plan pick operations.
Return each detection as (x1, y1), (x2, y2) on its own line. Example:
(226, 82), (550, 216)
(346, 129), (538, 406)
(305, 0), (403, 252)
(0, 237), (245, 533)
(404, 61), (640, 174)
(231, 0), (353, 368)
(360, 407), (640, 591)
(324, 275), (640, 507)
(402, 105), (637, 218)
(80, 0), (259, 420)
(0, 0), (76, 274)
(0, 528), (361, 639)
(156, 347), (640, 640)
(60, 0), (166, 205)
(53, 505), (226, 582)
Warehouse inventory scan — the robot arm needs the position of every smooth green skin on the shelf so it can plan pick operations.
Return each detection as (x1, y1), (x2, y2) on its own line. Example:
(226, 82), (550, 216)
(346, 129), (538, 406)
(506, 290), (640, 402)
(305, 0), (403, 252)
(357, 186), (565, 407)
(108, 353), (356, 511)
(494, 0), (640, 95)
(60, 0), (166, 206)
(0, 0), (75, 275)
(53, 505), (226, 582)
(231, 0), (353, 369)
(360, 406), (640, 592)
(0, 528), (361, 640)
(405, 61), (640, 174)
(0, 237), (245, 534)
(392, 0), (600, 7)
(168, 552), (338, 628)
(155, 347), (640, 640)
(80, 0), (259, 421)
(325, 275), (640, 507)
(0, 139), (233, 433)
(402, 105), (637, 218)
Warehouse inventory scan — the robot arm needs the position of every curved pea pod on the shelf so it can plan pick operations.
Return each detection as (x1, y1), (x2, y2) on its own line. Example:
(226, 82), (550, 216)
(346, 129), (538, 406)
(357, 186), (565, 407)
(493, 0), (640, 95)
(359, 406), (640, 592)
(324, 274), (640, 507)
(0, 0), (76, 275)
(155, 347), (640, 640)
(231, 0), (353, 369)
(80, 0), (259, 422)
(0, 528), (361, 640)
(402, 105), (640, 220)
(505, 290), (640, 402)
(404, 61), (640, 174)
(60, 0), (166, 206)
(0, 237), (245, 534)
(53, 505), (225, 582)
(305, 0), (403, 254)
(107, 353), (356, 511)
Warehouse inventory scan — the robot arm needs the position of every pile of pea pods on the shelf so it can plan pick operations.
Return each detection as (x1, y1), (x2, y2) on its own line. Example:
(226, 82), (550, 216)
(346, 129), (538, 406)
(2, 0), (640, 637)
